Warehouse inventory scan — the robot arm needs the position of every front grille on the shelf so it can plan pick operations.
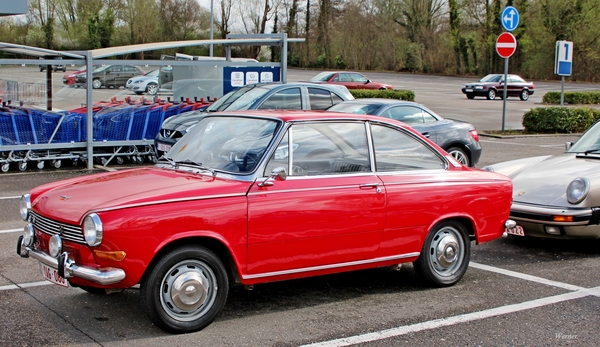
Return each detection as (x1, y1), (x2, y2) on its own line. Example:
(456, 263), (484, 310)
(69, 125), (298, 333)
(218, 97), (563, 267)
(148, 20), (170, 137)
(31, 211), (86, 244)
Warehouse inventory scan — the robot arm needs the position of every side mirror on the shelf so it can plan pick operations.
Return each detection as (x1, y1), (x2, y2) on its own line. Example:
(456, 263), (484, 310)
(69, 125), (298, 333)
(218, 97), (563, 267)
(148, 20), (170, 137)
(565, 142), (573, 151)
(258, 166), (287, 187)
(365, 79), (371, 84)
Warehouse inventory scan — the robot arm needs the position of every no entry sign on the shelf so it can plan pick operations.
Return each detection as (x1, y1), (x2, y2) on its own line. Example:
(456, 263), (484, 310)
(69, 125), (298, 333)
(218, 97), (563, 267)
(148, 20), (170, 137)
(496, 32), (517, 58)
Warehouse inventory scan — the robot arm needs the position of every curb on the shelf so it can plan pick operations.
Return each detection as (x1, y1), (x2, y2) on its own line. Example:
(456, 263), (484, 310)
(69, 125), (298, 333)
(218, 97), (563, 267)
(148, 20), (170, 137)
(479, 132), (582, 139)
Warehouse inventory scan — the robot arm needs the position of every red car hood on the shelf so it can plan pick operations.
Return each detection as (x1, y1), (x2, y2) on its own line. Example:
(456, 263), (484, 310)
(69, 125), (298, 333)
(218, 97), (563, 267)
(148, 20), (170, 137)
(30, 167), (252, 224)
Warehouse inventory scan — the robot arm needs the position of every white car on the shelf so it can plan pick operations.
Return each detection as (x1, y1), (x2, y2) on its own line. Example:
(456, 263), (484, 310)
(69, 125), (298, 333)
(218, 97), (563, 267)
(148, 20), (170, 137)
(125, 69), (160, 95)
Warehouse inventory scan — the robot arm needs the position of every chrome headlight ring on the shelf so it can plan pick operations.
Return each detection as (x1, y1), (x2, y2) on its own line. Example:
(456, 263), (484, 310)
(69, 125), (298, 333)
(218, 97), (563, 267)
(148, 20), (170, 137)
(20, 194), (31, 221)
(83, 213), (103, 246)
(567, 177), (590, 204)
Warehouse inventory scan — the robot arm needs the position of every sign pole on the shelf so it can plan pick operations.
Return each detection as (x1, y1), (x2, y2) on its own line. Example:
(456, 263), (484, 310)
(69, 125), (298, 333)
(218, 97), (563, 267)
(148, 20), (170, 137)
(560, 76), (565, 106)
(502, 58), (509, 133)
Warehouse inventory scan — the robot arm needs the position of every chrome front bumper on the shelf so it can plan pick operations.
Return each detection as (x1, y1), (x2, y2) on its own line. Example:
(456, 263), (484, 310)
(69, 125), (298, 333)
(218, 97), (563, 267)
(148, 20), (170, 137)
(17, 236), (126, 286)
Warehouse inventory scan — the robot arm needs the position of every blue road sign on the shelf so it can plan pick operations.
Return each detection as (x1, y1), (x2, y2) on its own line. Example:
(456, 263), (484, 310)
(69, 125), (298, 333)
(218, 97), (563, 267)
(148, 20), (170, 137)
(501, 6), (520, 32)
(555, 41), (573, 76)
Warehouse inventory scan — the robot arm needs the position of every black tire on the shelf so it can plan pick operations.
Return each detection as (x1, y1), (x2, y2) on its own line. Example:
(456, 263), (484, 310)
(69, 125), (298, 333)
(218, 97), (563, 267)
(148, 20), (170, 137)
(446, 147), (470, 167)
(134, 91), (143, 95)
(413, 221), (470, 287)
(140, 245), (229, 333)
(466, 94), (475, 99)
(486, 89), (496, 100)
(520, 89), (530, 101)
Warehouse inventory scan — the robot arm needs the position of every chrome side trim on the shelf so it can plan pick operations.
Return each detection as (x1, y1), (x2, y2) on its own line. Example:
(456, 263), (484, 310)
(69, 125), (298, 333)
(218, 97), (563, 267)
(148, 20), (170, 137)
(23, 245), (125, 285)
(248, 184), (382, 196)
(242, 252), (420, 280)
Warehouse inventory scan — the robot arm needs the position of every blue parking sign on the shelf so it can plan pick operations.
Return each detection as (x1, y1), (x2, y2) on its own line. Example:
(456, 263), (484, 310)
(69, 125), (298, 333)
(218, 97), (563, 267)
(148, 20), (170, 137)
(501, 6), (519, 32)
(555, 41), (573, 76)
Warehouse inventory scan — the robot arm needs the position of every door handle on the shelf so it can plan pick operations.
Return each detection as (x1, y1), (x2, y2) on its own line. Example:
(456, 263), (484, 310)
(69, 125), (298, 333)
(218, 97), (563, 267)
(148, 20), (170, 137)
(421, 132), (430, 138)
(360, 183), (382, 194)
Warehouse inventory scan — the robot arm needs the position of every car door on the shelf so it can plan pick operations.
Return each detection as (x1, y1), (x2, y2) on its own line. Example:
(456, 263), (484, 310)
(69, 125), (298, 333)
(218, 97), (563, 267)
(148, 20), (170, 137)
(369, 123), (449, 257)
(380, 105), (437, 143)
(246, 121), (386, 276)
(350, 73), (370, 89)
(104, 65), (121, 87)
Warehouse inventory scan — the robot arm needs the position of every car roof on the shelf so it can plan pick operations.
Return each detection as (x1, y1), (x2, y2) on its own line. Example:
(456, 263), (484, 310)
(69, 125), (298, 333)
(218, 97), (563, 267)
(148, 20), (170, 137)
(207, 109), (408, 125)
(334, 98), (420, 106)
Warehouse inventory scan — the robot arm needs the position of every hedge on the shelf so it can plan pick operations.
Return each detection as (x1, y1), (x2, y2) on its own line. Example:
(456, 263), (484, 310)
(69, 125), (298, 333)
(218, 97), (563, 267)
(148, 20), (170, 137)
(350, 89), (415, 101)
(522, 107), (600, 133)
(542, 91), (600, 104)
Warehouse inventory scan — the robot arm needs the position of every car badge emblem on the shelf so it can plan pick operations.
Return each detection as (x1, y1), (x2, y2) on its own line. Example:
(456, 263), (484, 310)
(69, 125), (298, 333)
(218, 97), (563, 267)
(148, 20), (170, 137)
(166, 130), (172, 137)
(58, 225), (64, 236)
(59, 195), (71, 201)
(518, 191), (525, 196)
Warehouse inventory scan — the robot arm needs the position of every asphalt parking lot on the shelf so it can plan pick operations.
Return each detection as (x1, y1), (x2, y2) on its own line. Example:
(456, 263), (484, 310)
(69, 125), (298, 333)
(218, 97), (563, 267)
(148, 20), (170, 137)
(3, 68), (600, 345)
(2, 133), (600, 346)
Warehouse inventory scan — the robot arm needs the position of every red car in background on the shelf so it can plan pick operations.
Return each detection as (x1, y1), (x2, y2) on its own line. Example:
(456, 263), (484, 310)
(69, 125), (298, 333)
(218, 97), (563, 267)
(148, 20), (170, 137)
(461, 74), (535, 101)
(310, 71), (393, 90)
(17, 110), (514, 333)
(63, 65), (97, 87)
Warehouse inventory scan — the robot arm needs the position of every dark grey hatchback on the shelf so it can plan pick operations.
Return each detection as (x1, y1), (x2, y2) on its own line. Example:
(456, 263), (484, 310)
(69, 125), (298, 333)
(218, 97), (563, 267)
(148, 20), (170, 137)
(154, 82), (354, 157)
(327, 99), (482, 167)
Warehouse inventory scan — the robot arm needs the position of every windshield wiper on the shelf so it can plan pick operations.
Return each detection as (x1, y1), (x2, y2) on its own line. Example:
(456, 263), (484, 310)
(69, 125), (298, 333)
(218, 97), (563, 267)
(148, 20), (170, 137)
(175, 159), (216, 176)
(158, 155), (177, 168)
(583, 148), (600, 154)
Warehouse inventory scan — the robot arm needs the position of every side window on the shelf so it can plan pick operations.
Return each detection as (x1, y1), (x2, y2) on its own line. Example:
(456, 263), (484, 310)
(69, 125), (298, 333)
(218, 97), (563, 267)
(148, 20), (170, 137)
(371, 124), (444, 171)
(332, 93), (343, 104)
(339, 73), (352, 82)
(422, 110), (437, 124)
(111, 65), (122, 72)
(265, 122), (370, 176)
(351, 73), (368, 83)
(308, 88), (333, 110)
(259, 88), (302, 110)
(381, 106), (423, 125)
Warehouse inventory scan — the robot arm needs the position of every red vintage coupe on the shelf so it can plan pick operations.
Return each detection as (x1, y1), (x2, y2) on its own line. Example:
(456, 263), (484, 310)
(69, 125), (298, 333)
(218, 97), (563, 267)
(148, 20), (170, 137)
(17, 110), (514, 333)
(310, 71), (394, 90)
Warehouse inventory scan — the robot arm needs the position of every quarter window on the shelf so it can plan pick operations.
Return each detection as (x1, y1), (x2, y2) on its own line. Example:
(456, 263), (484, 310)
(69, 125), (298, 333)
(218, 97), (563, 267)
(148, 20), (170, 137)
(308, 88), (335, 110)
(371, 124), (444, 171)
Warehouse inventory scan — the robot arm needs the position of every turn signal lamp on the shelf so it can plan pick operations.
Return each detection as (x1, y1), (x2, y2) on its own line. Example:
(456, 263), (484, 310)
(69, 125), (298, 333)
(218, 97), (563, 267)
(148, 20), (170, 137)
(94, 250), (126, 262)
(552, 216), (574, 222)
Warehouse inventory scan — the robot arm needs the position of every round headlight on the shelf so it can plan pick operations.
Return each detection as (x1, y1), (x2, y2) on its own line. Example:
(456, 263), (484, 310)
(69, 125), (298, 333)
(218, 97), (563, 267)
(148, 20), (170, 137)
(567, 177), (590, 204)
(22, 224), (35, 247)
(49, 234), (62, 258)
(83, 213), (103, 246)
(20, 194), (31, 221)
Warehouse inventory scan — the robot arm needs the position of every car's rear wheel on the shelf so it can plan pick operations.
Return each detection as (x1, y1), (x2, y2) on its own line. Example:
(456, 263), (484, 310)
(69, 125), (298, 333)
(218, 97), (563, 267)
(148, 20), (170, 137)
(146, 83), (159, 95)
(446, 147), (470, 167)
(520, 89), (530, 101)
(466, 94), (475, 99)
(487, 89), (496, 100)
(140, 245), (229, 333)
(413, 221), (470, 287)
(92, 79), (102, 89)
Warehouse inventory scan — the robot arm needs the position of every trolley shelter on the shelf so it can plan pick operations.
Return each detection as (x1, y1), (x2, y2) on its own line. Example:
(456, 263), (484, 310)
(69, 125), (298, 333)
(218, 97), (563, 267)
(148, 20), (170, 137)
(0, 34), (302, 171)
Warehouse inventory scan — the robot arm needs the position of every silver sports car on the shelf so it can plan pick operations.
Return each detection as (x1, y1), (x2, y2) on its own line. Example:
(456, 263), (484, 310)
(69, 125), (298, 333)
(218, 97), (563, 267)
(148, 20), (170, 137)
(485, 120), (600, 239)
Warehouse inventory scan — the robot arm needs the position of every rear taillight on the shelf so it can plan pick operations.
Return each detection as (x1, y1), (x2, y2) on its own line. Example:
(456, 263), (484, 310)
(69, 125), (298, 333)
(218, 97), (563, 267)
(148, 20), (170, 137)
(469, 130), (480, 142)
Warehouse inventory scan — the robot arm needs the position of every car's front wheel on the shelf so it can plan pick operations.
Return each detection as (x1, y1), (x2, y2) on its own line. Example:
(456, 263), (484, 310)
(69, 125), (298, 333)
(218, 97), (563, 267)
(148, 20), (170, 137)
(487, 89), (496, 100)
(146, 83), (159, 95)
(92, 79), (102, 89)
(140, 245), (229, 333)
(413, 221), (470, 287)
(520, 89), (530, 101)
(446, 147), (470, 167)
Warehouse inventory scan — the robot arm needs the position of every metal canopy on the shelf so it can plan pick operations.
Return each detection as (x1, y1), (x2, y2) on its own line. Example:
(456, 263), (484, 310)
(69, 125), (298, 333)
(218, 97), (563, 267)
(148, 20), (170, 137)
(0, 35), (302, 170)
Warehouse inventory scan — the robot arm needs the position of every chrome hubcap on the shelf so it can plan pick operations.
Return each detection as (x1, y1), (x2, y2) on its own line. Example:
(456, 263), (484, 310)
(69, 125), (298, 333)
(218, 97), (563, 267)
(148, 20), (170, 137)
(160, 260), (217, 321)
(428, 226), (465, 276)
(449, 150), (468, 165)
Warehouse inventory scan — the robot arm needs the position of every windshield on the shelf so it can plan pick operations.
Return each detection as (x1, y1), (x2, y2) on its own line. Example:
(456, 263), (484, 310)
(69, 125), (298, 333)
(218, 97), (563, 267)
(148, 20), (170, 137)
(327, 102), (382, 115)
(310, 72), (334, 82)
(205, 85), (270, 111)
(480, 74), (503, 82)
(568, 121), (600, 153)
(164, 116), (280, 174)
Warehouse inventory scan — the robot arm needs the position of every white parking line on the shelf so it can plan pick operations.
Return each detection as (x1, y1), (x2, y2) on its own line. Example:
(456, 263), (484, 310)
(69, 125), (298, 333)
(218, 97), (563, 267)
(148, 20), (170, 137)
(300, 262), (596, 347)
(0, 196), (20, 200)
(0, 228), (21, 234)
(300, 289), (597, 347)
(0, 281), (52, 291)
